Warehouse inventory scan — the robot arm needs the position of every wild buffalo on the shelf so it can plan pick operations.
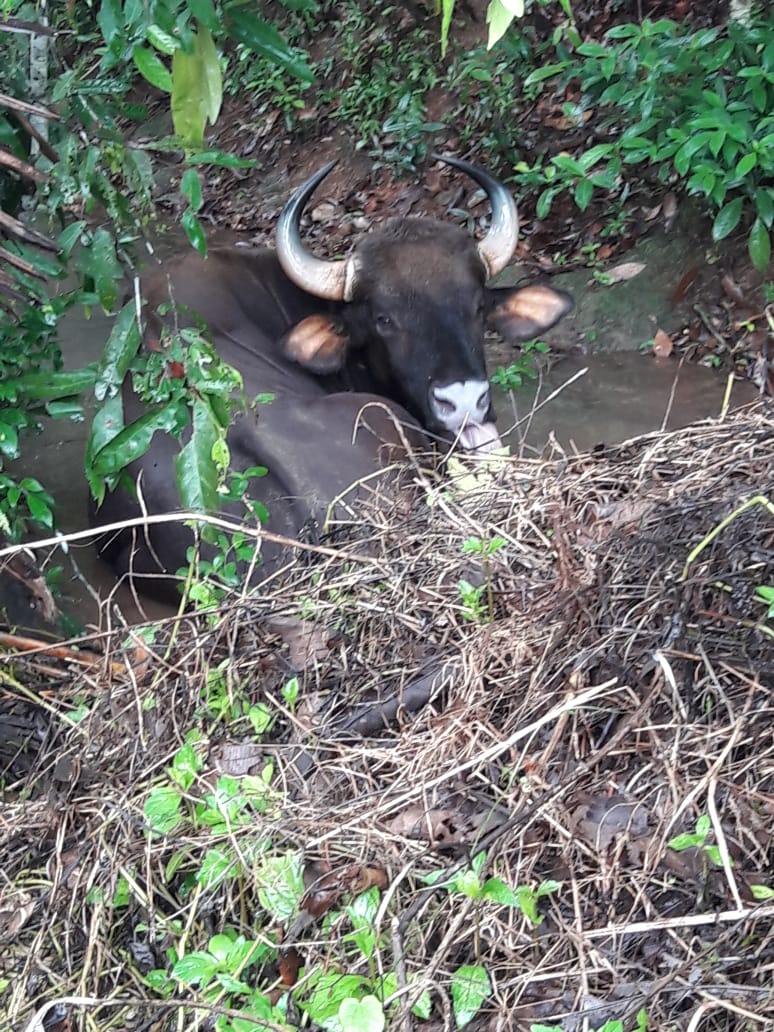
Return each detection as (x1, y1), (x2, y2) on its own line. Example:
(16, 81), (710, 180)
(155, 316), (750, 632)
(92, 155), (572, 599)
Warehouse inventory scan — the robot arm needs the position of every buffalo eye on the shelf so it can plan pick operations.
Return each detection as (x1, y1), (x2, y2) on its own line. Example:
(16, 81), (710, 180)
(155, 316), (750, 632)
(375, 313), (394, 333)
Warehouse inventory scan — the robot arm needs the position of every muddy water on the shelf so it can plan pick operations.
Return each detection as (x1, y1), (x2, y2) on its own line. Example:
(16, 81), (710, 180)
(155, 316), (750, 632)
(496, 351), (756, 455)
(13, 269), (756, 629)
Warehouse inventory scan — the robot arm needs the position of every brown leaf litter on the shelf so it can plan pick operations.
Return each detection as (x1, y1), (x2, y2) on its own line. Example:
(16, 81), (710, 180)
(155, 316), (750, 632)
(1, 403), (772, 1030)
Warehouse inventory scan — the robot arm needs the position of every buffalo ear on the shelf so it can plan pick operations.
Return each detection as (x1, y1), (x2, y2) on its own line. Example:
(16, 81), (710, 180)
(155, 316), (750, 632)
(487, 284), (574, 343)
(280, 314), (350, 373)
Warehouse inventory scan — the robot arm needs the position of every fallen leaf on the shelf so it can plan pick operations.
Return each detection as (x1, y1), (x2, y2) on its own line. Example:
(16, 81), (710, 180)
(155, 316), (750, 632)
(670, 266), (699, 304)
(653, 329), (673, 358)
(278, 947), (301, 986)
(605, 261), (646, 284)
(265, 615), (332, 670)
(212, 741), (265, 777)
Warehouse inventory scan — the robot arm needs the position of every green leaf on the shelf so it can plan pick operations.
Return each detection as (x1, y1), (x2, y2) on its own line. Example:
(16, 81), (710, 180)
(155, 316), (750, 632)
(574, 178), (593, 211)
(91, 403), (187, 476)
(523, 61), (569, 87)
(712, 197), (744, 241)
(144, 784), (183, 834)
(440, 0), (456, 58)
(0, 422), (19, 460)
(17, 366), (98, 402)
(226, 8), (314, 84)
(668, 832), (701, 851)
(256, 851), (304, 922)
(303, 973), (370, 1029)
(186, 149), (256, 169)
(339, 995), (385, 1032)
(748, 217), (771, 272)
(45, 398), (84, 420)
(171, 951), (219, 986)
(86, 392), (124, 503)
(481, 877), (519, 905)
(182, 208), (207, 255)
(756, 188), (774, 229)
(486, 0), (516, 49)
(174, 397), (219, 512)
(95, 303), (141, 401)
(78, 228), (122, 312)
(133, 45), (173, 92)
(146, 23), (180, 55)
(751, 884), (774, 900)
(187, 0), (219, 33)
(735, 152), (757, 178)
(181, 169), (203, 211)
(172, 27), (223, 148)
(451, 965), (491, 1028)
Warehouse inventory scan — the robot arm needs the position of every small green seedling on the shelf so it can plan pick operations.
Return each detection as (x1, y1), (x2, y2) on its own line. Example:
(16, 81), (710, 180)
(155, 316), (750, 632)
(754, 584), (774, 619)
(668, 813), (728, 868)
(457, 578), (487, 622)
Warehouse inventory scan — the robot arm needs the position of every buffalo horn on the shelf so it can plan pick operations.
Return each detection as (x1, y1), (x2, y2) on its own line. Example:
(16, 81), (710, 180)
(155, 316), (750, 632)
(275, 161), (351, 301)
(431, 153), (519, 279)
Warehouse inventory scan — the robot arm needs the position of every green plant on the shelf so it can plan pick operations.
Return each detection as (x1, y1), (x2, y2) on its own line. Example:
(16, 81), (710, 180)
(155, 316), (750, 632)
(525, 17), (774, 269)
(490, 339), (550, 391)
(754, 584), (774, 618)
(458, 534), (506, 622)
(668, 813), (728, 868)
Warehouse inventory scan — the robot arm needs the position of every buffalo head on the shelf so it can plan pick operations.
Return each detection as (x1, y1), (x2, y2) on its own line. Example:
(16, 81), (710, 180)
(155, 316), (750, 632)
(276, 154), (573, 450)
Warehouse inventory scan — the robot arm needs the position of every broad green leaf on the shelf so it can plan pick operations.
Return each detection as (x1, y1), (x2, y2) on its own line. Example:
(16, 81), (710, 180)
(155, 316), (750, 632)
(574, 178), (593, 211)
(181, 168), (203, 211)
(735, 152), (757, 178)
(186, 0), (219, 32)
(45, 398), (84, 420)
(751, 884), (774, 900)
(17, 366), (98, 402)
(174, 397), (219, 512)
(78, 228), (122, 312)
(58, 220), (87, 256)
(144, 784), (183, 835)
(171, 951), (219, 985)
(0, 422), (19, 459)
(749, 217), (771, 272)
(523, 62), (570, 87)
(303, 973), (371, 1031)
(172, 27), (223, 148)
(146, 23), (180, 54)
(481, 877), (519, 905)
(440, 0), (455, 57)
(94, 302), (141, 401)
(91, 402), (187, 476)
(756, 187), (774, 228)
(97, 0), (121, 47)
(86, 392), (124, 502)
(226, 9), (314, 83)
(256, 851), (304, 922)
(182, 208), (207, 256)
(339, 996), (385, 1032)
(186, 149), (256, 169)
(451, 965), (491, 1028)
(712, 197), (744, 241)
(133, 45), (173, 92)
(487, 0), (516, 47)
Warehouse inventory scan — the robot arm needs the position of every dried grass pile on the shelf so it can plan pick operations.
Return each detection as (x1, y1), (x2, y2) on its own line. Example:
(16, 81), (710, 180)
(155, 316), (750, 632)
(1, 403), (773, 1032)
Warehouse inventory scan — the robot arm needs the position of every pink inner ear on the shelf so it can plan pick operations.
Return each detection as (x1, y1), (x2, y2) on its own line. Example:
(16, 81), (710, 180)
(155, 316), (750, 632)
(282, 315), (349, 373)
(489, 284), (573, 342)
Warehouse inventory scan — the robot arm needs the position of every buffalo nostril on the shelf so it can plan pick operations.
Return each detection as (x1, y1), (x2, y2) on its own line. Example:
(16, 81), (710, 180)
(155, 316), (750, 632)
(477, 389), (489, 411)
